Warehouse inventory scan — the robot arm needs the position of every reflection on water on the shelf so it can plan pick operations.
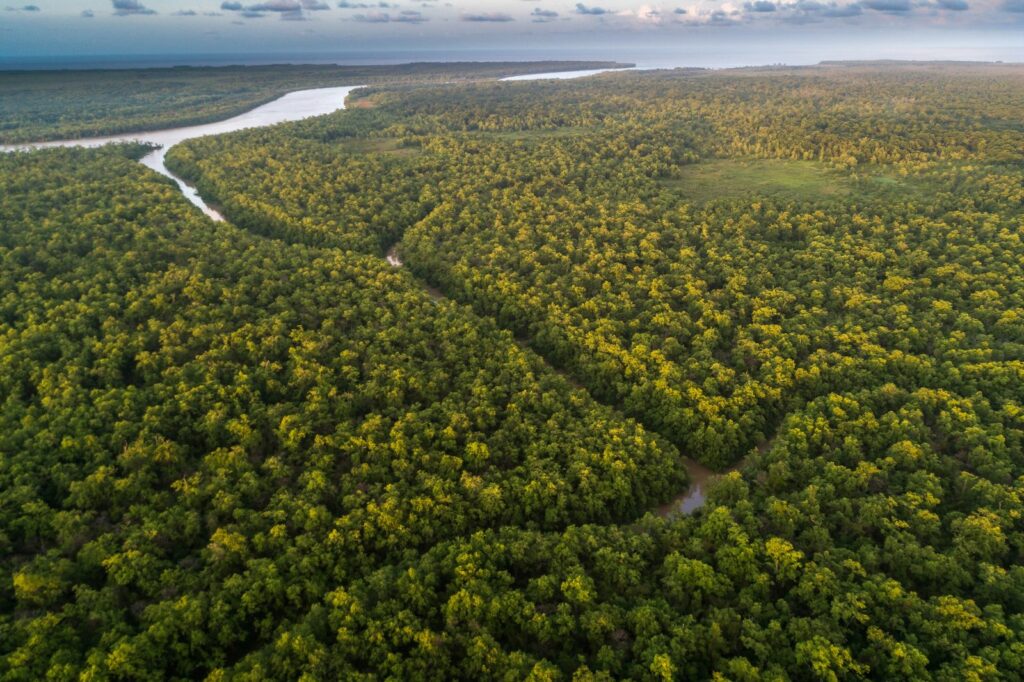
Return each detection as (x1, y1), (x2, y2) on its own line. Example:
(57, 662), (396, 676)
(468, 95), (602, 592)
(3, 73), (630, 218)
(1, 74), (620, 219)
(1, 85), (364, 220)
(499, 68), (632, 81)
(386, 245), (403, 267)
(658, 457), (722, 517)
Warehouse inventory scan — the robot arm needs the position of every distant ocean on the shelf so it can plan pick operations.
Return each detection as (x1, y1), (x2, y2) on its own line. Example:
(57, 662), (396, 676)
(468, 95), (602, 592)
(2, 38), (1021, 71)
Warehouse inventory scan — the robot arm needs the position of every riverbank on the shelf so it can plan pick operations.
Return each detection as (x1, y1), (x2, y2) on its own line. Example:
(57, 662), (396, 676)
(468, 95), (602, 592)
(1, 85), (365, 219)
(0, 61), (633, 144)
(3, 67), (724, 515)
(0, 67), (630, 218)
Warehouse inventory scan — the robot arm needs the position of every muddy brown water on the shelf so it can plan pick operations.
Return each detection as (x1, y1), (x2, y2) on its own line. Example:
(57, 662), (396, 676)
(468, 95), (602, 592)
(657, 457), (725, 516)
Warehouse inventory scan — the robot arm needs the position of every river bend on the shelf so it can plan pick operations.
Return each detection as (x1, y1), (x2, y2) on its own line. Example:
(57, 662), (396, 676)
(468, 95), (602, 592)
(1, 85), (365, 220)
(4, 66), (718, 514)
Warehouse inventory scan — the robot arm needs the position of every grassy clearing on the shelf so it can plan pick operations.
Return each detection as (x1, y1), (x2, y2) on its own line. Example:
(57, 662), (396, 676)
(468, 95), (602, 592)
(340, 138), (421, 157)
(663, 158), (850, 203)
(663, 157), (950, 204)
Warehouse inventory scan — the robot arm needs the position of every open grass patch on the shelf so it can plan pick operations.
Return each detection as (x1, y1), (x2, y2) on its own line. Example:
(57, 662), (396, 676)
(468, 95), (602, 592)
(664, 157), (960, 205)
(339, 137), (421, 157)
(663, 158), (851, 203)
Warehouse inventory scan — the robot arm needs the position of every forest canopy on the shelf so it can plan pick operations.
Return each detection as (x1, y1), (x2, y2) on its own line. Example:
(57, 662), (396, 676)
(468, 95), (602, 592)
(0, 61), (628, 144)
(3, 63), (1024, 679)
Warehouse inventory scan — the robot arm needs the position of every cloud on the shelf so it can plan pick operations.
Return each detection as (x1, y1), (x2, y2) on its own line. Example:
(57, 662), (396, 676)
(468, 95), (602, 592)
(745, 0), (776, 10)
(460, 11), (514, 20)
(673, 6), (686, 13)
(531, 7), (557, 20)
(219, 0), (322, 18)
(575, 3), (609, 14)
(935, 0), (968, 8)
(1002, 0), (1024, 10)
(248, 0), (300, 11)
(173, 8), (197, 14)
(634, 4), (661, 20)
(81, 7), (93, 15)
(708, 7), (740, 22)
(821, 2), (862, 15)
(394, 9), (427, 21)
(352, 8), (427, 20)
(112, 0), (156, 15)
(860, 0), (911, 10)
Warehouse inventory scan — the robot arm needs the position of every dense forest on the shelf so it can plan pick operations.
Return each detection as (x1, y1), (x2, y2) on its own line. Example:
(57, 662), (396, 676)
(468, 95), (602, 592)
(3, 63), (1024, 679)
(0, 145), (681, 678)
(0, 61), (627, 144)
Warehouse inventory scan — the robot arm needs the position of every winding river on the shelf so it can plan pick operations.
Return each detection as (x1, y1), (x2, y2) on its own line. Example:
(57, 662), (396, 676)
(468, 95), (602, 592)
(0, 85), (365, 220)
(3, 65), (722, 515)
(1, 69), (630, 218)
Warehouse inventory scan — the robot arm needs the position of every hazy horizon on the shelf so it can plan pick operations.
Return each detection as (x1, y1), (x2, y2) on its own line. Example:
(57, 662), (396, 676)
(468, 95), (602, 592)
(1, 0), (1022, 68)
(2, 39), (1022, 71)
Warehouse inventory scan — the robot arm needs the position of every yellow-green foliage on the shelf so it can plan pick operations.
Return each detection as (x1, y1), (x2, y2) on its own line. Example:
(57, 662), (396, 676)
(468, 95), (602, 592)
(3, 64), (1024, 679)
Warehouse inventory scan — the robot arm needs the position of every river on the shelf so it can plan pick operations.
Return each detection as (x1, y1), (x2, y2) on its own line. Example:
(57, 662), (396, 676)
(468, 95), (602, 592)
(0, 85), (365, 220)
(499, 68), (630, 81)
(1, 70), (630, 219)
(4, 66), (720, 515)
(657, 457), (728, 517)
(4, 68), (634, 219)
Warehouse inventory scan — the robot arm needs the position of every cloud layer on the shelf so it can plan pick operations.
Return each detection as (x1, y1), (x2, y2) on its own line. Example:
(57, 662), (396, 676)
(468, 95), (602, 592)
(6, 0), (1021, 34)
(111, 0), (155, 15)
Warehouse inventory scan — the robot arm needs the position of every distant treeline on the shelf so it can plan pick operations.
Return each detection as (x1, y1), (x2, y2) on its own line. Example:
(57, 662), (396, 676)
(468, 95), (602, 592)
(0, 61), (629, 144)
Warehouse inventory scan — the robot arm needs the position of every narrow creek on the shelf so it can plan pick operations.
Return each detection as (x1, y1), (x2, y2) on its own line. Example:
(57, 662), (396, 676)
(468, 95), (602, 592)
(6, 67), (721, 516)
(385, 245), (445, 301)
(385, 245), (730, 515)
(656, 457), (738, 516)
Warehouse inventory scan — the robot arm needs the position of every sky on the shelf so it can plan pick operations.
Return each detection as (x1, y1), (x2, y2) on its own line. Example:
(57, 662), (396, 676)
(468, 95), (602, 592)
(1, 0), (1022, 65)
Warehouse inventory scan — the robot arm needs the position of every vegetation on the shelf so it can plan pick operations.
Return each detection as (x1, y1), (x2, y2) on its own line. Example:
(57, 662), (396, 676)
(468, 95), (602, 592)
(170, 65), (1024, 468)
(0, 145), (681, 678)
(0, 61), (629, 144)
(3, 63), (1024, 678)
(662, 158), (845, 201)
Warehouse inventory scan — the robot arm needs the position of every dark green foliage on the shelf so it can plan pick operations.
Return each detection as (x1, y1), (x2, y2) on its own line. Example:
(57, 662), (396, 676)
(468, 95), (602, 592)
(0, 147), (679, 679)
(170, 64), (1024, 469)
(0, 61), (628, 144)
(3, 63), (1024, 679)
